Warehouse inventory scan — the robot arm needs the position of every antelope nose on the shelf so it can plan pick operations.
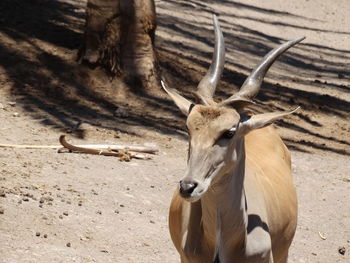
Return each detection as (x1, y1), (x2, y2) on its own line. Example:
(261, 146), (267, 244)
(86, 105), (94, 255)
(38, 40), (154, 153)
(179, 180), (198, 197)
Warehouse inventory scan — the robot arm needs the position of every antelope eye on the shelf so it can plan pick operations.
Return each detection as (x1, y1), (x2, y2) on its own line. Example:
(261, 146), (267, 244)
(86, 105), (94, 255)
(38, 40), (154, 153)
(222, 127), (236, 139)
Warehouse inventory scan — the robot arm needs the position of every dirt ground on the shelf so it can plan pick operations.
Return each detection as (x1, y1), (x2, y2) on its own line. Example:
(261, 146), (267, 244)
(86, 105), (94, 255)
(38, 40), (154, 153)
(0, 0), (349, 262)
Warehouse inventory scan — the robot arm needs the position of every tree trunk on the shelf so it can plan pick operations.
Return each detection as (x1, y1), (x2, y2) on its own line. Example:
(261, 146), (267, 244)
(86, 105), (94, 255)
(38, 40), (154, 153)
(78, 0), (159, 88)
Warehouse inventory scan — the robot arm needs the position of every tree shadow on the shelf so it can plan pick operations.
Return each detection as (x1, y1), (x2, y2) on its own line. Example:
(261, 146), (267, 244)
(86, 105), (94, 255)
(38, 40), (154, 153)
(0, 0), (349, 155)
(156, 0), (350, 155)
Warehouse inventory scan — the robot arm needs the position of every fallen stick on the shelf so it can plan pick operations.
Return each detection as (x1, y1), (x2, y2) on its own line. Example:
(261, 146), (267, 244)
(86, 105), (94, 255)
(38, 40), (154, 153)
(0, 141), (158, 154)
(59, 135), (152, 160)
(59, 144), (158, 154)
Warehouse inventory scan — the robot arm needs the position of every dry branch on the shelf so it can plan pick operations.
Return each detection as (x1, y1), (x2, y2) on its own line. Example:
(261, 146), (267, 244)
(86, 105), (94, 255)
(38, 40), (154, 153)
(60, 144), (158, 154)
(59, 135), (153, 161)
(0, 139), (158, 156)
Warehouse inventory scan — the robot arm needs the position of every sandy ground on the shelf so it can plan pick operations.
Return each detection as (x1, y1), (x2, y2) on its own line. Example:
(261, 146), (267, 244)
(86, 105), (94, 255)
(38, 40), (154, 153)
(0, 0), (349, 262)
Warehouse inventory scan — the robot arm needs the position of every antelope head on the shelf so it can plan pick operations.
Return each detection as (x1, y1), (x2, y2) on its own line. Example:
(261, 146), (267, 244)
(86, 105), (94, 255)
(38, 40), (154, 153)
(162, 15), (304, 202)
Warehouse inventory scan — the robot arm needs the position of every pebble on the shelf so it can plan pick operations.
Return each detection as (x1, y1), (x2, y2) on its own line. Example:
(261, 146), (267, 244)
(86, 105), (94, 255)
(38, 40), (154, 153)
(36, 232), (41, 237)
(96, 210), (102, 215)
(0, 207), (4, 214)
(66, 242), (71, 247)
(59, 215), (63, 219)
(114, 108), (129, 118)
(150, 220), (155, 224)
(43, 234), (48, 238)
(63, 211), (69, 216)
(8, 101), (16, 106)
(22, 197), (29, 202)
(338, 246), (346, 255)
(13, 112), (19, 117)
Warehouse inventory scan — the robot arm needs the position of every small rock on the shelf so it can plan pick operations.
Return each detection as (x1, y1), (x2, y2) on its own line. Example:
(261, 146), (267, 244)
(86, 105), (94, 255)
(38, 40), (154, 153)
(66, 242), (71, 247)
(338, 246), (346, 255)
(13, 112), (19, 117)
(39, 198), (45, 203)
(114, 108), (129, 118)
(96, 210), (102, 215)
(100, 250), (109, 253)
(78, 201), (82, 206)
(8, 101), (16, 106)
(39, 204), (43, 208)
(59, 215), (63, 219)
(22, 197), (29, 202)
(120, 204), (125, 208)
(338, 73), (345, 79)
(0, 207), (4, 214)
(114, 210), (119, 214)
(0, 191), (6, 197)
(63, 211), (69, 216)
(43, 234), (48, 238)
(150, 220), (155, 224)
(36, 232), (41, 237)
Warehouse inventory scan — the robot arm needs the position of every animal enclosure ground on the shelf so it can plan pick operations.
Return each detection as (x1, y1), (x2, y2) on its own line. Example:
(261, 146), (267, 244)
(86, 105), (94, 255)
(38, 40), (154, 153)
(0, 0), (349, 262)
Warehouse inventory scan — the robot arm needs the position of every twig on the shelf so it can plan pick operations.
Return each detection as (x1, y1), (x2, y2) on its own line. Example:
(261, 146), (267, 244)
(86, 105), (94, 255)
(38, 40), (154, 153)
(0, 143), (60, 149)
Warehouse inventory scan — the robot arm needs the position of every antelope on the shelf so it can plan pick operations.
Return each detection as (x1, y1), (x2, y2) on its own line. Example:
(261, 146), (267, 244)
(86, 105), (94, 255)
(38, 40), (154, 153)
(162, 15), (304, 263)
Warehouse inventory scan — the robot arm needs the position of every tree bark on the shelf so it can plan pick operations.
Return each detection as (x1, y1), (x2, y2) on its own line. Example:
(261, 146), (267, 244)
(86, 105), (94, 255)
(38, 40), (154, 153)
(78, 0), (159, 88)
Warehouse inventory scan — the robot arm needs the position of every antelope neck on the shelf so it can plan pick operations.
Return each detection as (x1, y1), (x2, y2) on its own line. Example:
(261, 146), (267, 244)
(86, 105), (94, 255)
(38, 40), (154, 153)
(201, 139), (248, 252)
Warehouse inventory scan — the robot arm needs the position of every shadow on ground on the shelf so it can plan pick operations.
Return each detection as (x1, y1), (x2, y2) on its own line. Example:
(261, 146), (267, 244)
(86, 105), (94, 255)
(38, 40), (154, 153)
(0, 0), (349, 155)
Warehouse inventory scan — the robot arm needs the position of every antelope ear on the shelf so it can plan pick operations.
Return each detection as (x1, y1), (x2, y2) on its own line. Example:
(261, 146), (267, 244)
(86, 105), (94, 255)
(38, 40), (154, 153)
(238, 107), (300, 135)
(161, 80), (193, 116)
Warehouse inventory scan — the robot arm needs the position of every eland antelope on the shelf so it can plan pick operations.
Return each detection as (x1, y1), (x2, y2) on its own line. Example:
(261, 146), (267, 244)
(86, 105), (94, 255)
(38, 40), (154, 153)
(162, 15), (304, 263)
